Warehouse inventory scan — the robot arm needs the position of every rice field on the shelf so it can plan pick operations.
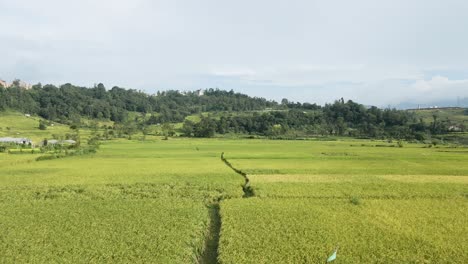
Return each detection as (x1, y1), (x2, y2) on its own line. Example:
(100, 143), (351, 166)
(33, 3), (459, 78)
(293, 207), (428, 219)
(0, 139), (243, 263)
(1, 199), (208, 263)
(0, 138), (467, 263)
(218, 140), (468, 263)
(219, 198), (468, 263)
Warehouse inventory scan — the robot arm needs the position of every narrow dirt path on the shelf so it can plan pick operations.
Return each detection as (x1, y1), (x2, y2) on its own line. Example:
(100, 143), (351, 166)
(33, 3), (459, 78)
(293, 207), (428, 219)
(200, 153), (255, 263)
(199, 203), (221, 264)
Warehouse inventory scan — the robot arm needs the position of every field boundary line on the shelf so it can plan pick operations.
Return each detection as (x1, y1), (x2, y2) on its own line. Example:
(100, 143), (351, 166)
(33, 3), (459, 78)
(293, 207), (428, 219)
(220, 152), (254, 198)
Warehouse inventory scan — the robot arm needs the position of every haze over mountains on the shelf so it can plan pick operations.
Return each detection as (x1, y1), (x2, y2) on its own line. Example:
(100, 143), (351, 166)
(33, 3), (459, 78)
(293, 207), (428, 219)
(395, 98), (468, 110)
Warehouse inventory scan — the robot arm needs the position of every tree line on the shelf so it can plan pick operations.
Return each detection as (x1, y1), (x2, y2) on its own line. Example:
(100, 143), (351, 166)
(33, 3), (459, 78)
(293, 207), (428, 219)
(0, 83), (277, 124)
(0, 82), (465, 140)
(180, 99), (463, 140)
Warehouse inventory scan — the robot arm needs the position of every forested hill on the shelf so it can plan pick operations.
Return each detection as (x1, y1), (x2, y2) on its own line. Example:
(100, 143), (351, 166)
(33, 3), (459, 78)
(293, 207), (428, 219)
(1, 82), (467, 140)
(0, 83), (282, 122)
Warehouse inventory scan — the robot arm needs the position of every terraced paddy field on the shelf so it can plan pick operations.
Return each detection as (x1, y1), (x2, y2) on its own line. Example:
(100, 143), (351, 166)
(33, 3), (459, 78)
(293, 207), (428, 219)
(1, 138), (467, 263)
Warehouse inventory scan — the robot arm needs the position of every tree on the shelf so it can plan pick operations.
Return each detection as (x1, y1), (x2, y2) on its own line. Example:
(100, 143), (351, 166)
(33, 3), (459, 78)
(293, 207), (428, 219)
(161, 123), (175, 139)
(123, 121), (137, 140)
(181, 120), (195, 137)
(138, 122), (152, 140)
(38, 120), (47, 130)
(194, 117), (216, 137)
(267, 124), (284, 137)
(336, 117), (346, 135)
(12, 79), (21, 87)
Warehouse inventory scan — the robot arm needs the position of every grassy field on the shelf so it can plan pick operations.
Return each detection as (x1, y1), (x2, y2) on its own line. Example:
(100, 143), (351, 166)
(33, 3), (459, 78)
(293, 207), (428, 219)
(409, 108), (468, 124)
(0, 137), (467, 263)
(218, 140), (468, 263)
(0, 139), (243, 263)
(0, 111), (71, 143)
(220, 198), (467, 263)
(0, 111), (115, 144)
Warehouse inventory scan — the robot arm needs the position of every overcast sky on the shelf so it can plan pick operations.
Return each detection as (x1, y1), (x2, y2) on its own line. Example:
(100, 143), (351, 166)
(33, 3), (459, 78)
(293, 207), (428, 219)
(1, 0), (467, 106)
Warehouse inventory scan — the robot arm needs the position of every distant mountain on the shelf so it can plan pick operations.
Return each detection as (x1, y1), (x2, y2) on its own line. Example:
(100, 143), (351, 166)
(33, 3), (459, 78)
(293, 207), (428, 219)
(393, 97), (468, 110)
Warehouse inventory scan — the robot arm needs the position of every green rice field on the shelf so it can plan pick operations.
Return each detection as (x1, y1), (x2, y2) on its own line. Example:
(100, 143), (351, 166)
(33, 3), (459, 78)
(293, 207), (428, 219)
(0, 138), (467, 263)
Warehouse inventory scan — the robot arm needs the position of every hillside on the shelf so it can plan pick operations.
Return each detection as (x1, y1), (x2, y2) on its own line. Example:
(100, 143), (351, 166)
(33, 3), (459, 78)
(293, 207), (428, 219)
(1, 83), (468, 142)
(0, 84), (279, 123)
(0, 111), (71, 143)
(409, 107), (468, 124)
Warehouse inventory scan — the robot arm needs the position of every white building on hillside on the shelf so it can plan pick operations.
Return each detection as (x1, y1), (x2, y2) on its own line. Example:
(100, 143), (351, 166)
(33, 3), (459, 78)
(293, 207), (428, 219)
(196, 89), (205, 96)
(46, 139), (76, 145)
(0, 137), (32, 145)
(0, 79), (32, 89)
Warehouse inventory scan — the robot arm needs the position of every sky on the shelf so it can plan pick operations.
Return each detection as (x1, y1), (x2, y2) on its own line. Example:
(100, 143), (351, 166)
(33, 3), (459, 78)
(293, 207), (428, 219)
(1, 0), (468, 107)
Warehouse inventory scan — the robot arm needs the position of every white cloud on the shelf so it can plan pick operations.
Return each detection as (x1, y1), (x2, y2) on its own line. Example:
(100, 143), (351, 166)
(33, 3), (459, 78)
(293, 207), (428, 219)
(0, 0), (467, 105)
(411, 76), (468, 97)
(208, 64), (423, 87)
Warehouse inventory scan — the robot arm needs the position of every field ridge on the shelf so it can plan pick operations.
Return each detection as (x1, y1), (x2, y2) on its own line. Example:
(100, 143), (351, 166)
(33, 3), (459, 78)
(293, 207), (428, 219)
(199, 153), (258, 263)
(221, 152), (254, 198)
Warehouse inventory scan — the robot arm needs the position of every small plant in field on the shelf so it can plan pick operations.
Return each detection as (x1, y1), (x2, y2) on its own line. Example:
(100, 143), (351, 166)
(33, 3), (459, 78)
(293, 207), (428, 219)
(350, 196), (361, 205)
(0, 145), (7, 152)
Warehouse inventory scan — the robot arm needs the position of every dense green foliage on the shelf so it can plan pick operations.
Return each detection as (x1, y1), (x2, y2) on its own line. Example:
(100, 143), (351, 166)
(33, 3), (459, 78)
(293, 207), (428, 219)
(1, 83), (466, 141)
(0, 84), (276, 123)
(184, 101), (466, 140)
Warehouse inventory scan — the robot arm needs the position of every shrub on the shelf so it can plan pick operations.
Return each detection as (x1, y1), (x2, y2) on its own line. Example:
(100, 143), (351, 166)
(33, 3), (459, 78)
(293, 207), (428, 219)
(350, 196), (361, 205)
(397, 141), (404, 148)
(39, 120), (48, 130)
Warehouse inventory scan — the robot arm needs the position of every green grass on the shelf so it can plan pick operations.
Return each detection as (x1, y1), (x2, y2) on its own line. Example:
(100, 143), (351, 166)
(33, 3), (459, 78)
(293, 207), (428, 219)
(0, 111), (71, 143)
(0, 111), (117, 144)
(219, 198), (468, 264)
(1, 199), (208, 263)
(217, 139), (468, 263)
(0, 138), (244, 262)
(1, 136), (467, 263)
(409, 108), (468, 124)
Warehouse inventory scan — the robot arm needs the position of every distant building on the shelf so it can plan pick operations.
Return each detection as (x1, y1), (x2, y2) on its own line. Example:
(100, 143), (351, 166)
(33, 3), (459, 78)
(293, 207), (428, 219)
(196, 89), (205, 96)
(0, 137), (32, 145)
(448, 125), (462, 132)
(46, 139), (76, 145)
(0, 79), (32, 89)
(15, 80), (33, 89)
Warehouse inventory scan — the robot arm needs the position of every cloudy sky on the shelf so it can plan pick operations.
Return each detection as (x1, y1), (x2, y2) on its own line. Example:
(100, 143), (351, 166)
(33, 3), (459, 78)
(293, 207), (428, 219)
(1, 0), (467, 107)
